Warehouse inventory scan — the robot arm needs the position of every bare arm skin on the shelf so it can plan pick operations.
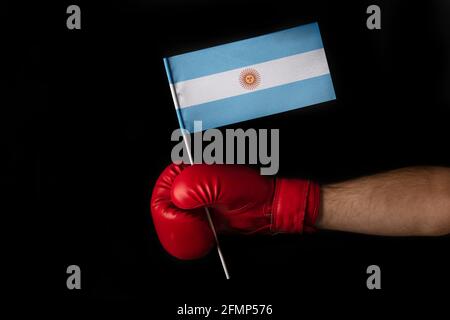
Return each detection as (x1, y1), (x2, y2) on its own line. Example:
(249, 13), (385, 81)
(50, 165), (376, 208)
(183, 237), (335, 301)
(316, 166), (450, 236)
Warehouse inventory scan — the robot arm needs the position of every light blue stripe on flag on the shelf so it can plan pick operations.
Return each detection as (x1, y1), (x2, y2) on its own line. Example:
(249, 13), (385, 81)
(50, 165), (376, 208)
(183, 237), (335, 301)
(180, 74), (335, 132)
(163, 22), (336, 133)
(166, 23), (324, 83)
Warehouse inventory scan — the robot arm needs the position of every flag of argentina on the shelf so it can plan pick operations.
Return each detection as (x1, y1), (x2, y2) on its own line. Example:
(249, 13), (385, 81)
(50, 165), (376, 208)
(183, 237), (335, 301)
(163, 22), (335, 133)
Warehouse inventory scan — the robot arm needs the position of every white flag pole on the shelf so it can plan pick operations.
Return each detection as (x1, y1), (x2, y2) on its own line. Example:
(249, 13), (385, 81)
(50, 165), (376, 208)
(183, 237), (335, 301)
(178, 126), (230, 280)
(165, 60), (230, 279)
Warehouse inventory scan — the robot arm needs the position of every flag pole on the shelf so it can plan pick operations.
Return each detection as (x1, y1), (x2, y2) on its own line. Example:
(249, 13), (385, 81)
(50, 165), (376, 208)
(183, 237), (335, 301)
(164, 59), (230, 279)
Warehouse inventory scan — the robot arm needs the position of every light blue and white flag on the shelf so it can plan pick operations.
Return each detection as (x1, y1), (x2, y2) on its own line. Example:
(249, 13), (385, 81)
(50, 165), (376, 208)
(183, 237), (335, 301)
(163, 22), (335, 133)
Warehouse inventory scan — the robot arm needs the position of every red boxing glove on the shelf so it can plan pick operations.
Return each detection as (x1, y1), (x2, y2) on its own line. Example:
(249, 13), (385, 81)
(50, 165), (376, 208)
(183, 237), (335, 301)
(151, 164), (320, 260)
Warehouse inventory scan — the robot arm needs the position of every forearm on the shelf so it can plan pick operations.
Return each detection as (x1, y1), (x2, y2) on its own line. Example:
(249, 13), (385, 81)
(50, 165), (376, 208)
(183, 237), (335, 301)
(315, 166), (450, 236)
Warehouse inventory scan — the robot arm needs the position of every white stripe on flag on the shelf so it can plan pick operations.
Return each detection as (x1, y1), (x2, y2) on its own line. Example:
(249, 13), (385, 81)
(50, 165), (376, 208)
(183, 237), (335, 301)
(172, 48), (330, 109)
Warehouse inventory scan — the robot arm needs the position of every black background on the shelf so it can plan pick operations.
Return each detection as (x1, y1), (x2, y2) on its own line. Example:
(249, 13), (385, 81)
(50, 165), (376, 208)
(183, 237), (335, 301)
(6, 0), (450, 314)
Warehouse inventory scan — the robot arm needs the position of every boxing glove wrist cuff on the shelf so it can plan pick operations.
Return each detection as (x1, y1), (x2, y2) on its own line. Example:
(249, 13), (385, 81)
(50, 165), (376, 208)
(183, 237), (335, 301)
(272, 178), (320, 233)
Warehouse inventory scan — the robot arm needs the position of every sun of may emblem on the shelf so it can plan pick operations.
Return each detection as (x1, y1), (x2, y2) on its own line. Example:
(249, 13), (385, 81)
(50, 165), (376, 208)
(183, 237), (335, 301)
(239, 68), (261, 90)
